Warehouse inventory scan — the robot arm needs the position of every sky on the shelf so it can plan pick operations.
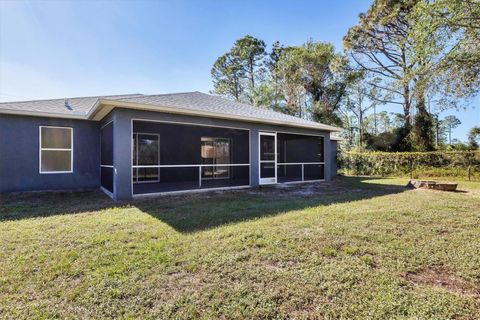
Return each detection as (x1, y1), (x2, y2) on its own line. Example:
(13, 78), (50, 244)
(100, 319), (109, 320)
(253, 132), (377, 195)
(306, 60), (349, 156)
(0, 0), (478, 141)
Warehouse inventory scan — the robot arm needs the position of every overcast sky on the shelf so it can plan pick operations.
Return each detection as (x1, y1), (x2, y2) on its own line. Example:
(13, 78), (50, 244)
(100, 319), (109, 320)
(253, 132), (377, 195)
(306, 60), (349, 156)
(0, 0), (478, 141)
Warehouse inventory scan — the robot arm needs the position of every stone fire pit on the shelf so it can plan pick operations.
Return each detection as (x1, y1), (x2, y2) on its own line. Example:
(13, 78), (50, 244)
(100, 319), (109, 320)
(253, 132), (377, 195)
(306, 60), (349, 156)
(407, 180), (458, 191)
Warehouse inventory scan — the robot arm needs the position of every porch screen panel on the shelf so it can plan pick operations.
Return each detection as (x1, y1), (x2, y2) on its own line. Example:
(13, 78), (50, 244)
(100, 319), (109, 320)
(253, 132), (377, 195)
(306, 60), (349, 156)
(100, 122), (114, 193)
(277, 133), (325, 182)
(132, 134), (160, 182)
(304, 164), (325, 180)
(132, 121), (249, 194)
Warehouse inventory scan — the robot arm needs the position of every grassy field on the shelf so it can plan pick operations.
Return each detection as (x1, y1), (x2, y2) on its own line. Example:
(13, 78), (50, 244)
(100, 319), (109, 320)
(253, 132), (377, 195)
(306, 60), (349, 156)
(1, 177), (479, 319)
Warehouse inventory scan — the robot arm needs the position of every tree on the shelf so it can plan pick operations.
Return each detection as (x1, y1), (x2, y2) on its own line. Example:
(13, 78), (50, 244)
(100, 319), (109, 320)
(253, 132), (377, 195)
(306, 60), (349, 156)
(277, 41), (355, 125)
(211, 53), (245, 101)
(211, 35), (266, 105)
(467, 126), (480, 149)
(343, 0), (419, 149)
(341, 72), (382, 148)
(264, 41), (285, 110)
(443, 115), (462, 144)
(230, 35), (267, 104)
(431, 114), (448, 147)
(411, 107), (435, 150)
(408, 0), (479, 150)
(339, 113), (357, 150)
(409, 0), (480, 105)
(344, 0), (480, 150)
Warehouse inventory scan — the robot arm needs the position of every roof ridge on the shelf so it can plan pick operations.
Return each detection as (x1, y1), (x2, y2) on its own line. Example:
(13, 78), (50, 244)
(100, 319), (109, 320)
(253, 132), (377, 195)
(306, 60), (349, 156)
(115, 91), (200, 101)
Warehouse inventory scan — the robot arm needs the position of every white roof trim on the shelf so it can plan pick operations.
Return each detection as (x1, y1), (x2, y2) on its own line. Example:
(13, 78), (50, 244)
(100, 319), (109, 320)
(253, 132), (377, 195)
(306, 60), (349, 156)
(0, 108), (86, 120)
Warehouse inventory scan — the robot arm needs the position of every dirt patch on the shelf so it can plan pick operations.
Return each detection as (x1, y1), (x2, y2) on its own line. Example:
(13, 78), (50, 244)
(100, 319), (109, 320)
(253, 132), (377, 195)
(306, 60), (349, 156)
(153, 270), (207, 302)
(405, 267), (480, 300)
(259, 259), (299, 272)
(247, 181), (365, 198)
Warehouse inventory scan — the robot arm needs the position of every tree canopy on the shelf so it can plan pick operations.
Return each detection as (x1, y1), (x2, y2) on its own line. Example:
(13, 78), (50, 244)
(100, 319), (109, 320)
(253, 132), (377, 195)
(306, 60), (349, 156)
(211, 1), (479, 151)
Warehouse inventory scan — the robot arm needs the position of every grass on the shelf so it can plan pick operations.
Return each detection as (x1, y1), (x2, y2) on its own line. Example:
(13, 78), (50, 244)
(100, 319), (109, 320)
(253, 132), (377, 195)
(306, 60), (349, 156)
(0, 176), (479, 319)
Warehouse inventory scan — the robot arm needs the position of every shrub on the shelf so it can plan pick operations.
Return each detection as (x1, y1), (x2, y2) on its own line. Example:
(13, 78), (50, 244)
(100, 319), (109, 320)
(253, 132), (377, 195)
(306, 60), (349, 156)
(339, 151), (480, 181)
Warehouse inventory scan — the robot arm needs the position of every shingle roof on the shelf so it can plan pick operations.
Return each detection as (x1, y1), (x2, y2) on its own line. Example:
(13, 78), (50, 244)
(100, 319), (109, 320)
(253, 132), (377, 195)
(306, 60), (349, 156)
(0, 94), (143, 117)
(0, 91), (341, 131)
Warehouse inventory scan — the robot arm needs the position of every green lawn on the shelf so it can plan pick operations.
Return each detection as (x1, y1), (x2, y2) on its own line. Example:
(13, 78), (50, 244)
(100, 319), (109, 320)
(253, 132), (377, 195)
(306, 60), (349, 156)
(1, 177), (479, 319)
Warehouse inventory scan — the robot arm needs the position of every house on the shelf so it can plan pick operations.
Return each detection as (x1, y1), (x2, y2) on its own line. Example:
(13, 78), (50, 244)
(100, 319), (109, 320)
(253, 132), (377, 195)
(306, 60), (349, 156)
(0, 92), (341, 200)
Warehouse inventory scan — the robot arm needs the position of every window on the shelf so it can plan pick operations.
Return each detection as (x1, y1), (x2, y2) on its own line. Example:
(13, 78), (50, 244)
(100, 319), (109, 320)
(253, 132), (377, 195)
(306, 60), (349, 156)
(132, 133), (160, 183)
(201, 137), (230, 179)
(39, 126), (73, 173)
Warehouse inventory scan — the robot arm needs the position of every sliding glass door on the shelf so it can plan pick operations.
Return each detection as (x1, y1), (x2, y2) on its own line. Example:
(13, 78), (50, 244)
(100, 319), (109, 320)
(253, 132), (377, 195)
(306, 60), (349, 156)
(201, 137), (231, 180)
(132, 133), (160, 183)
(259, 132), (276, 185)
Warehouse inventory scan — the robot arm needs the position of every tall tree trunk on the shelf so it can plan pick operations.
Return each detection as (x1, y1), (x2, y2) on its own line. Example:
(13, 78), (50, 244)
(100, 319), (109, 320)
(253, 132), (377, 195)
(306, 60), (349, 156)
(234, 75), (240, 101)
(359, 110), (364, 148)
(403, 84), (411, 131)
(249, 58), (255, 104)
(412, 87), (435, 151)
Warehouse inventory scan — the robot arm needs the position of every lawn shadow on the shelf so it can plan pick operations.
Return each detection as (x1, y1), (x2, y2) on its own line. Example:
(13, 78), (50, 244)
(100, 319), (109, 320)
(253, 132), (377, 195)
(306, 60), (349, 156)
(133, 176), (407, 232)
(0, 189), (120, 221)
(0, 176), (407, 232)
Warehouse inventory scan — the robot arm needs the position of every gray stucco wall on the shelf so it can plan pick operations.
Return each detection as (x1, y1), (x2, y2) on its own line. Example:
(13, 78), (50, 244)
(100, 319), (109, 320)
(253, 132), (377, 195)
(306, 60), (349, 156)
(0, 114), (100, 193)
(109, 108), (333, 200)
(331, 141), (338, 177)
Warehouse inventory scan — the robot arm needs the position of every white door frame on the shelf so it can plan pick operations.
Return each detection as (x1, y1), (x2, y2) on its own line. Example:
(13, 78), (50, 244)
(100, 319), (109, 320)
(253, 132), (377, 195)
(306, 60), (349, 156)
(259, 132), (277, 185)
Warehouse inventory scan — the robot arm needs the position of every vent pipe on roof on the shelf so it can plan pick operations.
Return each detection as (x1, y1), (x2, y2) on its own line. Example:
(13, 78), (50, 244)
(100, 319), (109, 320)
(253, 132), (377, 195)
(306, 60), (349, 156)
(64, 99), (72, 110)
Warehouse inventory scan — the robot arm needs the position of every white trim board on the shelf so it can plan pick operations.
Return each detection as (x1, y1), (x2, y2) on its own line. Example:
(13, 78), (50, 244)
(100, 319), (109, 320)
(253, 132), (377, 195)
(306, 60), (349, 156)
(258, 131), (277, 185)
(133, 185), (251, 198)
(100, 186), (114, 199)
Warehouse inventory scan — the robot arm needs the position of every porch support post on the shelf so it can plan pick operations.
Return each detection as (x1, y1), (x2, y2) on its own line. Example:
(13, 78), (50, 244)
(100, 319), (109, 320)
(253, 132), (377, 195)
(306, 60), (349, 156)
(112, 110), (133, 200)
(324, 135), (332, 181)
(250, 128), (259, 187)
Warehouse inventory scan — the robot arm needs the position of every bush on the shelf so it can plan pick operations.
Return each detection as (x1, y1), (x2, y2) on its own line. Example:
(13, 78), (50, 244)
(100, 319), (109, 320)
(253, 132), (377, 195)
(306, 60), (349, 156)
(339, 151), (480, 181)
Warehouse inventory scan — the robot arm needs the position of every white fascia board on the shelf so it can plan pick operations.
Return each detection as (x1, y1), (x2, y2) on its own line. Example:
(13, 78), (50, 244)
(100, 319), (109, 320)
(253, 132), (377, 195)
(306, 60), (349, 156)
(0, 108), (86, 120)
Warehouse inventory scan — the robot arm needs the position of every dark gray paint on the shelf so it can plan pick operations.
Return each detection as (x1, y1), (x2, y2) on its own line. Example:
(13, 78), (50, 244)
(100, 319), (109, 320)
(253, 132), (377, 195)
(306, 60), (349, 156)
(0, 114), (100, 193)
(108, 108), (332, 200)
(331, 141), (338, 177)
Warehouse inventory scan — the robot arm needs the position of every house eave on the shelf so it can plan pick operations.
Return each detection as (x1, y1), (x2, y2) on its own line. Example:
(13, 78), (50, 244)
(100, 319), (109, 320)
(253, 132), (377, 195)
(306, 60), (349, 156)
(93, 99), (342, 132)
(0, 108), (86, 120)
(0, 98), (342, 132)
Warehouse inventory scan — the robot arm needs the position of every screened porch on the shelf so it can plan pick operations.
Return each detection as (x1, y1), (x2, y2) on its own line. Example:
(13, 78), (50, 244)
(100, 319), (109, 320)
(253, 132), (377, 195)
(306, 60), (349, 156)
(131, 120), (250, 195)
(259, 132), (325, 185)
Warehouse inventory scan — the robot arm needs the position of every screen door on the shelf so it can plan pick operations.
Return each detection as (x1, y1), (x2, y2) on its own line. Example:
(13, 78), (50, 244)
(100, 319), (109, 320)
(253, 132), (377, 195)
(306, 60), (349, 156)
(259, 132), (276, 184)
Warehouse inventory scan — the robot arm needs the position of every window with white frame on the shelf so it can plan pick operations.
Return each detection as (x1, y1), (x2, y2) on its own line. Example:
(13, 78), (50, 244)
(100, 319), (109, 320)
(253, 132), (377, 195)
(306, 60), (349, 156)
(39, 126), (73, 173)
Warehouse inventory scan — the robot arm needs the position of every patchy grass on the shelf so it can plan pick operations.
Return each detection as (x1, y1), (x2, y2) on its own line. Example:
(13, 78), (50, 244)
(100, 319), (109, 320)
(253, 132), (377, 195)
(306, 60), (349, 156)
(0, 176), (479, 319)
